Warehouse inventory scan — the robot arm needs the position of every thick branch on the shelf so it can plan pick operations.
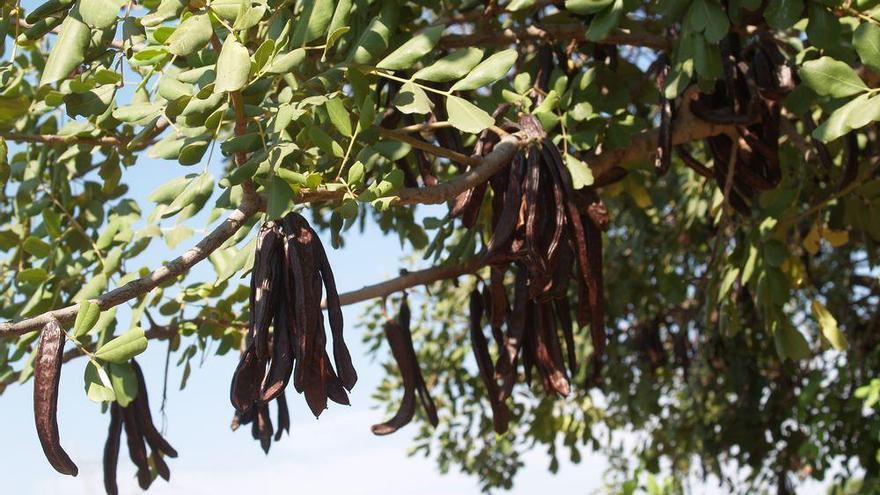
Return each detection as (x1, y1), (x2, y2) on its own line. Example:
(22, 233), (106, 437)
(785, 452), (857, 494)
(299, 134), (522, 205)
(337, 256), (486, 307)
(589, 92), (739, 183)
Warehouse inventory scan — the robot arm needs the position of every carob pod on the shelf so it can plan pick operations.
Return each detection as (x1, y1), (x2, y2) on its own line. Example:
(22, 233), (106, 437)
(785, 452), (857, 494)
(274, 391), (291, 442)
(131, 360), (178, 458)
(496, 267), (529, 401)
(655, 54), (673, 176)
(371, 319), (418, 435)
(120, 405), (152, 489)
(103, 404), (123, 495)
(372, 295), (438, 434)
(398, 295), (438, 426)
(33, 318), (79, 476)
(468, 289), (511, 433)
(310, 221), (357, 391)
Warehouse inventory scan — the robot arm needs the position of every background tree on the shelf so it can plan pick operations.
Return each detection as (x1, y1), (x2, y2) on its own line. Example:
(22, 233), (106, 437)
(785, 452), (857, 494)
(0, 0), (879, 493)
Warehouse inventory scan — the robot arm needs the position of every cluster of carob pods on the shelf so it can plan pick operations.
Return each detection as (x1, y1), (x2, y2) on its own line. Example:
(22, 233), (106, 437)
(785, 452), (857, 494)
(33, 320), (176, 494)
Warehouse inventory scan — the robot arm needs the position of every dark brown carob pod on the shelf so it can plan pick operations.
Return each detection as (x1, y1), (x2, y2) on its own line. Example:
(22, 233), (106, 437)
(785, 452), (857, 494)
(655, 55), (673, 176)
(131, 360), (177, 458)
(121, 405), (152, 490)
(468, 289), (511, 433)
(33, 318), (79, 476)
(373, 295), (438, 434)
(103, 404), (123, 495)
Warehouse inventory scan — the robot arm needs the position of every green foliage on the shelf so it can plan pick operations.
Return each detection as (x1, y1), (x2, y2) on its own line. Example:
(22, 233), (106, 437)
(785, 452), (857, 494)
(1, 0), (880, 493)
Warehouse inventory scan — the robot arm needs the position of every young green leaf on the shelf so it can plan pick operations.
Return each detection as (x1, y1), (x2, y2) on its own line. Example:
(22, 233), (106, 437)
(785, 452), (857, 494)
(73, 301), (101, 338)
(79, 0), (125, 29)
(291, 0), (334, 46)
(108, 362), (139, 407)
(450, 49), (518, 91)
(585, 0), (623, 42)
(854, 22), (880, 73)
(214, 36), (252, 93)
(565, 0), (614, 14)
(376, 25), (445, 70)
(412, 48), (485, 83)
(446, 95), (494, 133)
(347, 161), (365, 186)
(95, 327), (148, 363)
(84, 360), (116, 402)
(812, 92), (880, 142)
(326, 97), (353, 137)
(800, 56), (868, 98)
(165, 13), (213, 56)
(393, 81), (433, 115)
(40, 8), (91, 86)
(565, 154), (594, 189)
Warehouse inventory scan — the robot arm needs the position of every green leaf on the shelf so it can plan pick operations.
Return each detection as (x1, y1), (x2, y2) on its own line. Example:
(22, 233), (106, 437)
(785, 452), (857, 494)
(64, 84), (116, 117)
(73, 274), (108, 302)
(854, 22), (880, 73)
(108, 362), (138, 407)
(376, 25), (445, 70)
(267, 175), (294, 218)
(565, 0), (613, 14)
(266, 48), (306, 74)
(412, 48), (485, 83)
(800, 57), (868, 99)
(326, 97), (353, 137)
(79, 0), (125, 28)
(214, 36), (251, 93)
(446, 95), (494, 134)
(95, 327), (148, 363)
(450, 49), (518, 91)
(165, 13), (213, 56)
(806, 3), (841, 51)
(507, 0), (537, 11)
(813, 92), (880, 142)
(40, 8), (91, 86)
(17, 268), (48, 284)
(347, 4), (398, 64)
(565, 153), (594, 189)
(23, 236), (52, 258)
(812, 299), (848, 351)
(347, 161), (365, 185)
(84, 360), (116, 402)
(393, 81), (433, 115)
(164, 224), (194, 249)
(291, 0), (334, 46)
(773, 321), (810, 361)
(149, 176), (191, 204)
(163, 173), (214, 218)
(73, 301), (101, 338)
(586, 0), (623, 42)
(763, 0), (803, 30)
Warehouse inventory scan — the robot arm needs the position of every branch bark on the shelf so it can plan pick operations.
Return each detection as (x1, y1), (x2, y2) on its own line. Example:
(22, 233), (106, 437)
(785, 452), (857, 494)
(440, 24), (670, 50)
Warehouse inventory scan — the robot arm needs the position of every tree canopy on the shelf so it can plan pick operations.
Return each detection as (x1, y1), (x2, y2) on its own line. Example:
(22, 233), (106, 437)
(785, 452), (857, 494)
(1, 0), (880, 493)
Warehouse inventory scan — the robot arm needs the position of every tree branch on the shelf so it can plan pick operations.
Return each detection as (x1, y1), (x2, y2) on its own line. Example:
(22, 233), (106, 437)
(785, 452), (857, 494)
(377, 127), (481, 168)
(440, 24), (670, 50)
(0, 195), (262, 338)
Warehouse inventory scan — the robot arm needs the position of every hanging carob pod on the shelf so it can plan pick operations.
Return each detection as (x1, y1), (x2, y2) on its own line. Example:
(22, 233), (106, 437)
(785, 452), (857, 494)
(655, 54), (674, 176)
(103, 359), (177, 494)
(372, 294), (438, 435)
(468, 288), (511, 433)
(229, 212), (356, 450)
(33, 318), (79, 476)
(689, 33), (788, 216)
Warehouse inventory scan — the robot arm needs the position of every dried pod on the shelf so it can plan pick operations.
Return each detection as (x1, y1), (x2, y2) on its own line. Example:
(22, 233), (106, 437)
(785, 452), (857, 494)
(33, 318), (79, 476)
(103, 404), (123, 495)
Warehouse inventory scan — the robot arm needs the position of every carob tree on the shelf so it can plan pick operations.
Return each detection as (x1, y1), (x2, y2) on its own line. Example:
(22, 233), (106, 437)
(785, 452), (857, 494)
(1, 0), (880, 494)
